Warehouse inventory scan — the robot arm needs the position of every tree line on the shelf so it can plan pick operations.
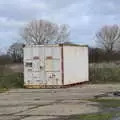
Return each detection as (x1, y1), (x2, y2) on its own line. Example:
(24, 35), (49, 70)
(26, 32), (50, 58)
(91, 24), (120, 63)
(1, 20), (120, 64)
(89, 47), (120, 63)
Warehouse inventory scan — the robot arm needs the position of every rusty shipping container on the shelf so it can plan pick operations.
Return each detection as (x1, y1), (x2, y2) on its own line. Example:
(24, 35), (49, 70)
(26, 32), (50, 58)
(24, 44), (88, 88)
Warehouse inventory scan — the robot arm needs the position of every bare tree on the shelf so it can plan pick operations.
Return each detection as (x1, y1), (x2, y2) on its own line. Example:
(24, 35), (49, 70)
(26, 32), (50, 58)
(96, 25), (120, 53)
(54, 24), (70, 44)
(7, 43), (24, 63)
(21, 20), (70, 45)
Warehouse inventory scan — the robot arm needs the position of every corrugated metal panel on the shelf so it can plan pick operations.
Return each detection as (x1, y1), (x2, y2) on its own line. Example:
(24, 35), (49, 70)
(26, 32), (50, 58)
(24, 68), (32, 85)
(45, 46), (61, 85)
(24, 45), (62, 86)
(24, 47), (33, 60)
(32, 47), (45, 85)
(45, 59), (60, 72)
(24, 47), (33, 85)
(46, 72), (61, 85)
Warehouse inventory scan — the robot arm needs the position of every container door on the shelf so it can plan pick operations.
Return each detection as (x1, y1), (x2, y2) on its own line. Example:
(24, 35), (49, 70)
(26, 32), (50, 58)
(45, 46), (62, 85)
(32, 47), (45, 85)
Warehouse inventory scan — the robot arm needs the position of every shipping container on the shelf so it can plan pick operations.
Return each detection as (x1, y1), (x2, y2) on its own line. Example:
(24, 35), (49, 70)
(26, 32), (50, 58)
(24, 44), (88, 88)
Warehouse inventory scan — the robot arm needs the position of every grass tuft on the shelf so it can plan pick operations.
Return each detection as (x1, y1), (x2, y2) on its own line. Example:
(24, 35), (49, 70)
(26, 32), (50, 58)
(0, 72), (24, 89)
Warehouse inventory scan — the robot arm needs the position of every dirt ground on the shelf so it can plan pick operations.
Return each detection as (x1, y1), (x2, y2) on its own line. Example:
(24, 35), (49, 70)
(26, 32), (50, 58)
(0, 84), (120, 120)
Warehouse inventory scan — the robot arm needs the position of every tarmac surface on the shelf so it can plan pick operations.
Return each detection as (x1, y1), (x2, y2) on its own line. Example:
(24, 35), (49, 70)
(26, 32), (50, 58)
(0, 84), (120, 120)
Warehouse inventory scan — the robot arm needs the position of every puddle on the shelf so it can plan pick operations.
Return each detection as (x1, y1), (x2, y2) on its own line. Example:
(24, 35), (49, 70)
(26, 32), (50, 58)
(112, 117), (120, 120)
(94, 91), (120, 99)
(94, 92), (120, 120)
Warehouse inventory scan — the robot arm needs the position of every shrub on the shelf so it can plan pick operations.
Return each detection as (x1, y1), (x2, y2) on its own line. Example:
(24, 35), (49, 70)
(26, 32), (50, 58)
(0, 72), (24, 89)
(89, 63), (120, 83)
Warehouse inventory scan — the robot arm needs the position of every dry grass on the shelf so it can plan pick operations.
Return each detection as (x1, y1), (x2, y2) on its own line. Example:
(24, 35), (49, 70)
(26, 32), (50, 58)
(89, 63), (120, 83)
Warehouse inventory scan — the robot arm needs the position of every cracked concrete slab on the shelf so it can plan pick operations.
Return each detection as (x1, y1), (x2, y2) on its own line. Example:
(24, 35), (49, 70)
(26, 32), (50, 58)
(17, 103), (99, 116)
(0, 84), (120, 120)
(0, 116), (21, 120)
(0, 106), (34, 115)
(21, 116), (57, 120)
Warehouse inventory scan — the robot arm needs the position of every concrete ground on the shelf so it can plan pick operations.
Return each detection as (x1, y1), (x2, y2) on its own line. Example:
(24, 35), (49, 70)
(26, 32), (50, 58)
(0, 84), (120, 120)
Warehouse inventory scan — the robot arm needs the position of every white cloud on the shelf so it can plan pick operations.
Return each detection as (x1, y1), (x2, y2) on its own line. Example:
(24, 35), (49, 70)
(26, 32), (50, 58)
(0, 0), (120, 49)
(0, 17), (24, 29)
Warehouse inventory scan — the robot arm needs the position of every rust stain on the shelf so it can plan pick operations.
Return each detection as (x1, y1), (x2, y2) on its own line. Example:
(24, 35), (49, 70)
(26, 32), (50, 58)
(33, 56), (39, 59)
(46, 56), (53, 59)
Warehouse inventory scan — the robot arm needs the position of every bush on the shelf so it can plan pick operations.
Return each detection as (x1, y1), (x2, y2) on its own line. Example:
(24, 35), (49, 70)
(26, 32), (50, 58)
(0, 72), (24, 89)
(89, 64), (120, 83)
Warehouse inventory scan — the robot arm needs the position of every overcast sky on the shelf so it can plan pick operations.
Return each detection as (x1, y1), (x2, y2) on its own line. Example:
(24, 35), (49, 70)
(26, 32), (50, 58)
(0, 0), (120, 52)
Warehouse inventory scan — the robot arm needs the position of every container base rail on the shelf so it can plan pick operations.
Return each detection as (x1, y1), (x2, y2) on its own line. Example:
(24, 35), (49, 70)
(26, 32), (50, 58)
(24, 81), (88, 89)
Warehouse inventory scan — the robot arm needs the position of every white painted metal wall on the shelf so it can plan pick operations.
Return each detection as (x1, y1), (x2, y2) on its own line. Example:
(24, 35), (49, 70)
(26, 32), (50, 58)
(24, 47), (33, 85)
(24, 44), (88, 87)
(63, 46), (88, 85)
(24, 45), (62, 86)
